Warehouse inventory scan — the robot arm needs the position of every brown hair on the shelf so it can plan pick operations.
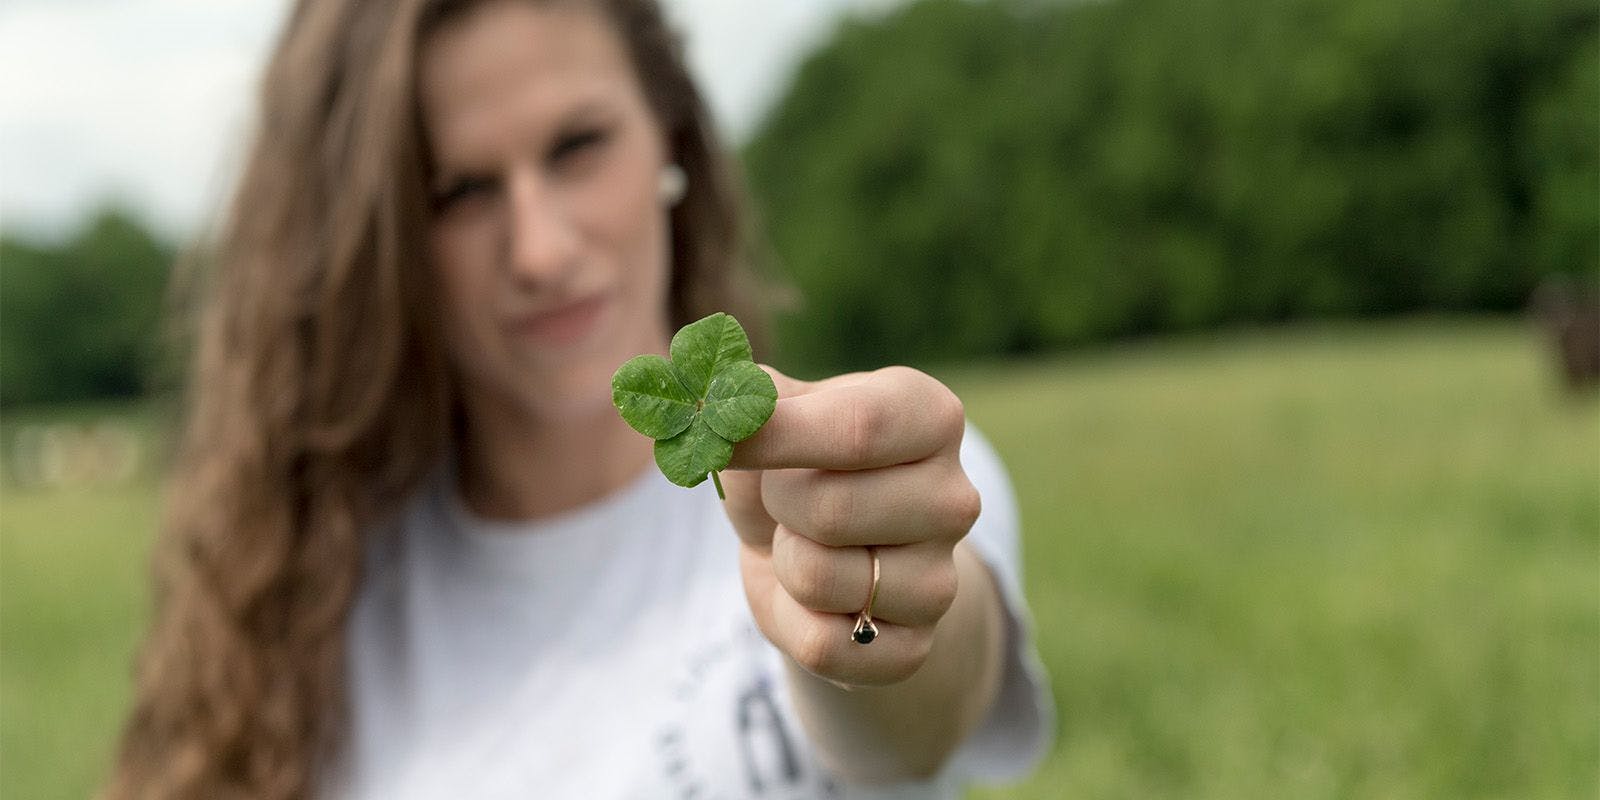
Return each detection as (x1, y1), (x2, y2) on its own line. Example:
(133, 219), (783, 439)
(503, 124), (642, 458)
(104, 1), (755, 797)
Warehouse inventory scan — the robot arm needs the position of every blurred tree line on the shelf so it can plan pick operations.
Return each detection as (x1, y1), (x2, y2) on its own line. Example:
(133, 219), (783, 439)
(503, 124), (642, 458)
(0, 209), (172, 408)
(744, 0), (1599, 373)
(2, 0), (1594, 405)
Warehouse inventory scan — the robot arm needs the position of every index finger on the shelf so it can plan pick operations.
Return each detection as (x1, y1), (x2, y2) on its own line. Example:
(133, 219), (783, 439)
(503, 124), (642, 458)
(727, 366), (964, 471)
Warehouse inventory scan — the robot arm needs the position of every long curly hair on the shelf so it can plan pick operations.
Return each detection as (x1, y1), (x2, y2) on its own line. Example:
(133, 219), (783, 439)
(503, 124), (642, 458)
(103, 1), (757, 796)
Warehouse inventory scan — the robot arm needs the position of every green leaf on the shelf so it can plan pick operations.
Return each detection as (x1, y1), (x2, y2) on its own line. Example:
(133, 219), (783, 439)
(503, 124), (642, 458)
(669, 312), (755, 397)
(611, 354), (696, 439)
(653, 416), (734, 488)
(613, 312), (777, 494)
(702, 360), (778, 442)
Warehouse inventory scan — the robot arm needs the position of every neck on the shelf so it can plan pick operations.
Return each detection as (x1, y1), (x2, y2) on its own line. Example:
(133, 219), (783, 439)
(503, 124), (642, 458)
(454, 389), (654, 521)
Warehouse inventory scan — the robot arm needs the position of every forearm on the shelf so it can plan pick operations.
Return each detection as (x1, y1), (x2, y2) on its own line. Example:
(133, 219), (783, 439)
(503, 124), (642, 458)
(783, 540), (1008, 784)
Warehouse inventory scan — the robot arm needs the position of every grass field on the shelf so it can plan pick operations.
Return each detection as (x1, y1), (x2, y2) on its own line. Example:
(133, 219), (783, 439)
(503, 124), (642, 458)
(2, 319), (1596, 798)
(950, 320), (1599, 799)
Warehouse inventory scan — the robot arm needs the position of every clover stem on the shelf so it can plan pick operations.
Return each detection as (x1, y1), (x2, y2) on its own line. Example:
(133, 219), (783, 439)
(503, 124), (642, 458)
(711, 470), (725, 500)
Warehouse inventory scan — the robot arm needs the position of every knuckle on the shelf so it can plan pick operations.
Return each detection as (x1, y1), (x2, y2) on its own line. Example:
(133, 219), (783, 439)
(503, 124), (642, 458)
(891, 366), (965, 443)
(787, 547), (838, 608)
(791, 621), (838, 676)
(879, 364), (922, 386)
(808, 479), (855, 546)
(842, 392), (881, 466)
(946, 479), (983, 533)
(936, 386), (966, 441)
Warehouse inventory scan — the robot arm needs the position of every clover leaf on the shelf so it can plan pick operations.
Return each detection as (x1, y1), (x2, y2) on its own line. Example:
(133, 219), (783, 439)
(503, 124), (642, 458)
(611, 312), (777, 498)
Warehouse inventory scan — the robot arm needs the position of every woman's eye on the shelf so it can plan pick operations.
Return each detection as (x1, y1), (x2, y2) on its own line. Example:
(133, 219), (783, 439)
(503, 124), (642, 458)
(550, 128), (608, 165)
(433, 175), (496, 210)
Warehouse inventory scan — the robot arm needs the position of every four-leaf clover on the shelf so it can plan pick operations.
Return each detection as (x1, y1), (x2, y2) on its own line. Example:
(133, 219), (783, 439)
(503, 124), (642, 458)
(611, 313), (778, 498)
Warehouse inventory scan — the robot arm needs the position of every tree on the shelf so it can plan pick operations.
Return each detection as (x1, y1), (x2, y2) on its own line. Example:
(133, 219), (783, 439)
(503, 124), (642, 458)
(743, 0), (1599, 373)
(0, 207), (174, 407)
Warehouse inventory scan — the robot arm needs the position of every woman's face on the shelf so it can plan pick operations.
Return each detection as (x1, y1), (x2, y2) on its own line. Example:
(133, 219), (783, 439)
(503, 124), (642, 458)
(420, 0), (674, 425)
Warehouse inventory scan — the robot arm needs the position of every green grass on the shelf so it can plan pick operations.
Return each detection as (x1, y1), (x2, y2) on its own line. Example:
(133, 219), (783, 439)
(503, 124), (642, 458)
(1, 481), (157, 799)
(948, 320), (1599, 799)
(1, 319), (1595, 799)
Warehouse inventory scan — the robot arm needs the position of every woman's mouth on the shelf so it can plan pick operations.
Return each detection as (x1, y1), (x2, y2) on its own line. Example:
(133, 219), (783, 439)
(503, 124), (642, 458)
(507, 295), (609, 347)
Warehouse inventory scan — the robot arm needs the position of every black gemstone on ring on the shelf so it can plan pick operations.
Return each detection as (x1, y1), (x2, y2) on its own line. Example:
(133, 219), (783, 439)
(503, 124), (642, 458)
(852, 619), (878, 645)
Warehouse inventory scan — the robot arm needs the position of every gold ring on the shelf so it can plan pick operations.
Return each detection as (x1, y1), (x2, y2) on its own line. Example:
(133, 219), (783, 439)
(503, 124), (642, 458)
(851, 546), (880, 645)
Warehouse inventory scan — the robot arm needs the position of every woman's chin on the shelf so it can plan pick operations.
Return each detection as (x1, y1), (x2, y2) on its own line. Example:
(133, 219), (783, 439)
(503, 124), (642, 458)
(506, 368), (619, 428)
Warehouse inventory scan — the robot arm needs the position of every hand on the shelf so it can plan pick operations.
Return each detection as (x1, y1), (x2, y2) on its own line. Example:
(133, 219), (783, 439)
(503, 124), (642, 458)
(721, 365), (982, 688)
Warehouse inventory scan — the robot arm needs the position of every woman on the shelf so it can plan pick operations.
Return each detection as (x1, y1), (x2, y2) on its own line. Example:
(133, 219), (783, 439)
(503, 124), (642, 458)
(106, 0), (1052, 797)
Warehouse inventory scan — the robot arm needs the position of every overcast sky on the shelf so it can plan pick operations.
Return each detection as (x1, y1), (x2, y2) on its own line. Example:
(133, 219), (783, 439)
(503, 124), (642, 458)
(0, 0), (901, 239)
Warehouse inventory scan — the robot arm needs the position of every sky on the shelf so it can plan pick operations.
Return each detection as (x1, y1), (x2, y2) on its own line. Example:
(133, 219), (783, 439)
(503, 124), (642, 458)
(0, 0), (902, 239)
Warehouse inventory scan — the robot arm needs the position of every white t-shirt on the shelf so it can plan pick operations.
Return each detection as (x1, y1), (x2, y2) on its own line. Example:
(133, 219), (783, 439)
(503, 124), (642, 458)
(322, 426), (1053, 799)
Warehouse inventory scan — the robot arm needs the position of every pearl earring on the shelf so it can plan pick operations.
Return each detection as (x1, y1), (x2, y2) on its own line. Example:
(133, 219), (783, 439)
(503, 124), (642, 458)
(658, 163), (687, 206)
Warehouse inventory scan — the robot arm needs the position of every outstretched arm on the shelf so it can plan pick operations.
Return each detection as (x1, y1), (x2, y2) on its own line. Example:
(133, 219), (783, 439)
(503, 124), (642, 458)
(721, 365), (1009, 783)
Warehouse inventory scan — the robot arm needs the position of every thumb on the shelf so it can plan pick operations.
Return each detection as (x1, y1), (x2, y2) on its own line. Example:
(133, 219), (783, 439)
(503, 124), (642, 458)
(727, 365), (874, 472)
(757, 364), (872, 399)
(756, 363), (813, 399)
(717, 364), (798, 552)
(719, 365), (868, 550)
(718, 365), (824, 551)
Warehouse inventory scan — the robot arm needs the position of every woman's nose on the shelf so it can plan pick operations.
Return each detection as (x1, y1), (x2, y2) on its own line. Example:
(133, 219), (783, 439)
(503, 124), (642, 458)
(504, 169), (580, 284)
